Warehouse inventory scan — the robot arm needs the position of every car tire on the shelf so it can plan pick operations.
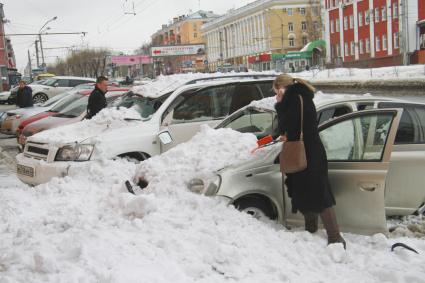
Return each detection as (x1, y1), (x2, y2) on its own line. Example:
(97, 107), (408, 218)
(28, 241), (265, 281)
(33, 93), (48, 104)
(233, 195), (278, 221)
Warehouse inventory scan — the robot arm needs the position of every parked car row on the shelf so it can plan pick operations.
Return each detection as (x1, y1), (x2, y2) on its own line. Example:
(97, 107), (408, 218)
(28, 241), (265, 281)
(9, 74), (425, 236)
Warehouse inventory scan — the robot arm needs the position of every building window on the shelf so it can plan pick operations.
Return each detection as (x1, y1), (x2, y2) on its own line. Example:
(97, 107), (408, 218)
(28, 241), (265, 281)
(302, 21), (307, 31)
(394, 32), (399, 49)
(365, 10), (370, 25)
(336, 19), (340, 32)
(344, 42), (349, 56)
(366, 38), (370, 53)
(376, 36), (381, 51)
(300, 8), (306, 15)
(312, 6), (319, 16)
(358, 12), (363, 27)
(382, 6), (387, 21)
(288, 22), (294, 32)
(302, 36), (308, 46)
(382, 34), (387, 50)
(349, 15), (354, 29)
(336, 44), (341, 57)
(288, 8), (293, 16)
(350, 41), (355, 55)
(375, 8), (380, 22)
(393, 3), (398, 19)
(359, 39), (364, 54)
(289, 37), (295, 47)
(331, 20), (335, 33)
(344, 16), (348, 30)
(314, 21), (319, 30)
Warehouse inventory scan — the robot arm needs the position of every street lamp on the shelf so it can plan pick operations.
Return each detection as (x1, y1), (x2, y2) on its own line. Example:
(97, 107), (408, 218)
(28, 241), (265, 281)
(39, 16), (58, 69)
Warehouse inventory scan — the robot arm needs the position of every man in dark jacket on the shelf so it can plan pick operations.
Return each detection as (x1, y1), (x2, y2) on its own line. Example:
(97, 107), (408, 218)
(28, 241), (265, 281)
(16, 81), (34, 108)
(86, 76), (108, 119)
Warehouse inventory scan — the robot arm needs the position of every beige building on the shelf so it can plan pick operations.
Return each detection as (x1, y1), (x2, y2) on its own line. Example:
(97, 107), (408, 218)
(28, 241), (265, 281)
(202, 0), (322, 72)
(151, 10), (219, 74)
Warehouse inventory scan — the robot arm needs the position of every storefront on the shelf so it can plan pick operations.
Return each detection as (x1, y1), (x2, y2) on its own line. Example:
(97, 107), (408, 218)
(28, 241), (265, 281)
(247, 53), (272, 71)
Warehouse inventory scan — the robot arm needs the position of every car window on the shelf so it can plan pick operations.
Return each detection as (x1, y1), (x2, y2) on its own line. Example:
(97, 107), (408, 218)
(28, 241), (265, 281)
(257, 81), (274, 97)
(68, 80), (87, 87)
(357, 102), (374, 111)
(57, 79), (70, 87)
(317, 105), (352, 125)
(43, 78), (58, 87)
(222, 108), (278, 139)
(50, 93), (84, 112)
(57, 96), (89, 118)
(172, 89), (214, 123)
(229, 83), (263, 114)
(414, 106), (425, 143)
(320, 113), (394, 161)
(378, 102), (421, 144)
(116, 91), (170, 121)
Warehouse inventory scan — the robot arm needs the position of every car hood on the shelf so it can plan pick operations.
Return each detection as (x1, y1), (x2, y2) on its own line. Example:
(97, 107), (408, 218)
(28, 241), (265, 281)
(28, 107), (153, 146)
(218, 141), (282, 175)
(8, 106), (49, 118)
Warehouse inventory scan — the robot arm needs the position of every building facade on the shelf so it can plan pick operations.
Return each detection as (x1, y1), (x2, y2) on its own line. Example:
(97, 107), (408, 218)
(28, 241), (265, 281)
(151, 10), (219, 74)
(202, 0), (322, 72)
(323, 0), (425, 67)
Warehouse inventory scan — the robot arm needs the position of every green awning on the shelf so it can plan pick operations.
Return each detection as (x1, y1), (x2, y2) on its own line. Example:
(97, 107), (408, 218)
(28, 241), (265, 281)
(300, 39), (326, 53)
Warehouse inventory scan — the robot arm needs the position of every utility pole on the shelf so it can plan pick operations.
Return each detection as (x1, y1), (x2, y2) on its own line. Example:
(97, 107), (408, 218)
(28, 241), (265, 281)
(39, 34), (45, 69)
(27, 49), (32, 79)
(35, 39), (40, 67)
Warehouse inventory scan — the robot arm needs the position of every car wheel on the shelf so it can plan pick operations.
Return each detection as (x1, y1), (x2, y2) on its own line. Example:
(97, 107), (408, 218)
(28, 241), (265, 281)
(33, 93), (48, 104)
(233, 195), (278, 221)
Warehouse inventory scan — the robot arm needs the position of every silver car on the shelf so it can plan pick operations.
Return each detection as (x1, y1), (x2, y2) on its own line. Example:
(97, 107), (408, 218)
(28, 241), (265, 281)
(188, 96), (425, 235)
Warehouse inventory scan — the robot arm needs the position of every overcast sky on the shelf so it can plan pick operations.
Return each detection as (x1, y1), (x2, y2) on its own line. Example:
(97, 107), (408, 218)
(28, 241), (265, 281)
(3, 0), (255, 73)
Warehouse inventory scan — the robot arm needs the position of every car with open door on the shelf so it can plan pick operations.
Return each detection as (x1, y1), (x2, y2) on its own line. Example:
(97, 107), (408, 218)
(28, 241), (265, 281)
(187, 108), (403, 235)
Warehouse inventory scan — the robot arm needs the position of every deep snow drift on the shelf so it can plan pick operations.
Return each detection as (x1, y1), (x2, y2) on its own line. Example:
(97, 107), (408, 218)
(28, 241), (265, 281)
(1, 125), (425, 282)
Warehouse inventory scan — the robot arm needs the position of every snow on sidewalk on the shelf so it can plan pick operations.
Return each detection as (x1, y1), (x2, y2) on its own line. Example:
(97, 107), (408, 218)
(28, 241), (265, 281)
(1, 126), (425, 282)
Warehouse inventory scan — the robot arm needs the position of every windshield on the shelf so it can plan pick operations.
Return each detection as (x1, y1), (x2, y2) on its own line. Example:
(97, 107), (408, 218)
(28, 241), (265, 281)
(221, 108), (279, 139)
(41, 91), (73, 107)
(50, 93), (84, 112)
(114, 91), (170, 120)
(56, 96), (88, 118)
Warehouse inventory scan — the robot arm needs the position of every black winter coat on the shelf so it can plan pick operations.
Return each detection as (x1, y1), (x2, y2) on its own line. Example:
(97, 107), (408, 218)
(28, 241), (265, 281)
(275, 82), (336, 214)
(16, 86), (33, 108)
(86, 87), (107, 119)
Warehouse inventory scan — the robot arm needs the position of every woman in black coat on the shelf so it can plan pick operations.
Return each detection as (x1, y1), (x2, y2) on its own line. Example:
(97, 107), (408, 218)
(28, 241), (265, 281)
(274, 74), (345, 248)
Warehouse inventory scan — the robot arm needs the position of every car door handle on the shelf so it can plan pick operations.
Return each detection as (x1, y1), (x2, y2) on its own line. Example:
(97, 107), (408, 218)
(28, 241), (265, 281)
(359, 183), (379, 192)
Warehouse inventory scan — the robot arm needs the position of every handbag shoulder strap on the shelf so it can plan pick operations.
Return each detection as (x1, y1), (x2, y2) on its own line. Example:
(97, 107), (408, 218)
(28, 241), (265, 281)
(298, 95), (304, 141)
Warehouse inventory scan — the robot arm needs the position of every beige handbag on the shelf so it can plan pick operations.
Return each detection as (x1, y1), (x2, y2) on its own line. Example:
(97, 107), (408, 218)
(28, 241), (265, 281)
(280, 95), (307, 174)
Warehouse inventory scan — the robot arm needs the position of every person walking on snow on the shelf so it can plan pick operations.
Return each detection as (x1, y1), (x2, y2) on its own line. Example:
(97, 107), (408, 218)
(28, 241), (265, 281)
(86, 76), (108, 119)
(274, 74), (346, 248)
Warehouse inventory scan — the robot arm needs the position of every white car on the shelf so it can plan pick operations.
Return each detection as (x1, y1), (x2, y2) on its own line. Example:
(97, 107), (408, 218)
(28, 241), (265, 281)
(15, 76), (276, 185)
(0, 91), (11, 104)
(28, 76), (95, 103)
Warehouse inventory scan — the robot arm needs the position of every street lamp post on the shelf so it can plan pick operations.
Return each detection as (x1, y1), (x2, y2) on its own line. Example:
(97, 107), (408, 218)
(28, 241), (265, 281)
(39, 16), (57, 69)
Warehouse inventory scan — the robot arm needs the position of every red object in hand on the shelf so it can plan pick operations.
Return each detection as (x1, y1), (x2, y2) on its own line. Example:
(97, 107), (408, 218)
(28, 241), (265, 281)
(257, 135), (273, 147)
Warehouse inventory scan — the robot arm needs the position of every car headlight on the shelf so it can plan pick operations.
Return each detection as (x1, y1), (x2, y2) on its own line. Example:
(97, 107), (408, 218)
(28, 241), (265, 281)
(55, 144), (94, 161)
(188, 175), (221, 196)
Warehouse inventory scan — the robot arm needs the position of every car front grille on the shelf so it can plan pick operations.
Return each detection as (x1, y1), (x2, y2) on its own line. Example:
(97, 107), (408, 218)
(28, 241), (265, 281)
(24, 142), (49, 161)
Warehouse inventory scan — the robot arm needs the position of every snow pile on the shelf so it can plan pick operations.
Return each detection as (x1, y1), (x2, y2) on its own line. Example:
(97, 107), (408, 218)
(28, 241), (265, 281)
(1, 126), (425, 282)
(248, 96), (277, 111)
(296, 65), (425, 81)
(28, 107), (142, 145)
(388, 215), (425, 238)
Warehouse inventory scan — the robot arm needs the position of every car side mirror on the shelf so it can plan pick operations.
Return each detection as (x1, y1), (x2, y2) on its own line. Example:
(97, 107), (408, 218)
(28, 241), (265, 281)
(158, 131), (173, 145)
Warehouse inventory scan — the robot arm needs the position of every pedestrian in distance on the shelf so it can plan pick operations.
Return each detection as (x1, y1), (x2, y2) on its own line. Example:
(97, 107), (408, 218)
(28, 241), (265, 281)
(86, 76), (108, 119)
(274, 74), (346, 248)
(16, 80), (34, 108)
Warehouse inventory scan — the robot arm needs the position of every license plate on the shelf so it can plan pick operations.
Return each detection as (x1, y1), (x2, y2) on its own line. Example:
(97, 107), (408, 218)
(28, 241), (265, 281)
(17, 164), (35, 177)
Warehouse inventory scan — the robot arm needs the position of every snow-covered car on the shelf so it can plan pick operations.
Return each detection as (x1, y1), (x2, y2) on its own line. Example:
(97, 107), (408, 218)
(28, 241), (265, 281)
(0, 91), (74, 136)
(26, 76), (95, 103)
(15, 75), (276, 185)
(0, 91), (11, 104)
(186, 96), (425, 235)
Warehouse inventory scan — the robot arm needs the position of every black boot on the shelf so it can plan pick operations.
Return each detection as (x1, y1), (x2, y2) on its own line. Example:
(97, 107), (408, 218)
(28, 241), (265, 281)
(303, 212), (319, 233)
(320, 207), (346, 249)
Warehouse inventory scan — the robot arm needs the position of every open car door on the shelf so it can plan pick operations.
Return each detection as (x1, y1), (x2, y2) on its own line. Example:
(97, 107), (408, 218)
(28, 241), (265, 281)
(284, 109), (402, 235)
